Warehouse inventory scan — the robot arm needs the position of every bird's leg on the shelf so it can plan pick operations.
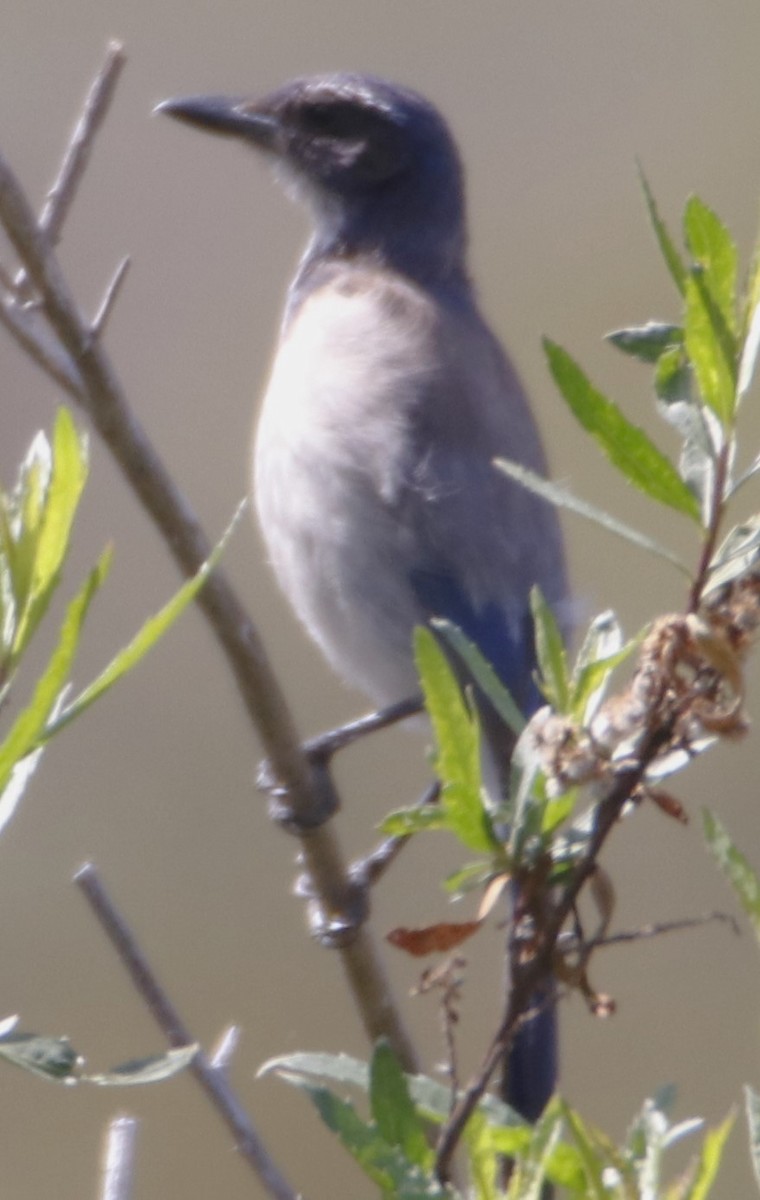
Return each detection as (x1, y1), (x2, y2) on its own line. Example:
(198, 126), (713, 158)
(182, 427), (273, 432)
(257, 694), (424, 833)
(349, 779), (441, 889)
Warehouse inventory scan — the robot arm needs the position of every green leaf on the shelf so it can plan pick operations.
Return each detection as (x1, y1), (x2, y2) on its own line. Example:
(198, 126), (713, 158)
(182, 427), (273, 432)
(745, 1086), (760, 1194)
(702, 809), (760, 939)
(295, 1082), (444, 1198)
(86, 1044), (198, 1086)
(559, 1099), (614, 1199)
(530, 586), (569, 712)
(544, 339), (701, 520)
(259, 1050), (525, 1129)
(44, 504), (243, 741)
(739, 220), (760, 399)
(414, 627), (496, 853)
(569, 610), (631, 722)
(683, 196), (738, 336)
(496, 458), (690, 573)
(639, 167), (688, 295)
(0, 548), (111, 795)
(607, 322), (683, 363)
(0, 1034), (80, 1083)
(684, 271), (738, 427)
(703, 517), (760, 595)
(655, 349), (720, 525)
(679, 1110), (734, 1200)
(370, 1042), (431, 1169)
(506, 1101), (564, 1200)
(12, 408), (88, 660)
(431, 618), (525, 736)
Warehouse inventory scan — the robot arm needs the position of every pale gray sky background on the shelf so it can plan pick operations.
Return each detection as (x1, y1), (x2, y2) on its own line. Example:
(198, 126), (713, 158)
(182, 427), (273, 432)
(2, 4), (760, 1197)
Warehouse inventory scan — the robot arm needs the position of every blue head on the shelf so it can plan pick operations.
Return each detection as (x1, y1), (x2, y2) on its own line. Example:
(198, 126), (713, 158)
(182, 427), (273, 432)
(158, 74), (468, 288)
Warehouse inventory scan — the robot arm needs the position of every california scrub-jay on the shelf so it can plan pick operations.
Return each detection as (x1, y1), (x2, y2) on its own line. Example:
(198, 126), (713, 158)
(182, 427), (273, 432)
(159, 74), (568, 1124)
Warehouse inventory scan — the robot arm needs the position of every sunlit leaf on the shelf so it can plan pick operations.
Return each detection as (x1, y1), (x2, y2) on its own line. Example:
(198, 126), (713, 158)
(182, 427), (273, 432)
(12, 408), (88, 659)
(87, 1044), (198, 1086)
(44, 505), (243, 741)
(745, 1086), (760, 1195)
(432, 617), (525, 736)
(683, 196), (738, 335)
(639, 168), (688, 295)
(530, 586), (570, 712)
(370, 1042), (431, 1168)
(0, 549), (111, 795)
(607, 322), (683, 363)
(678, 1110), (734, 1200)
(387, 919), (482, 957)
(0, 1034), (80, 1083)
(684, 271), (737, 427)
(496, 458), (690, 573)
(414, 627), (496, 853)
(544, 340), (701, 519)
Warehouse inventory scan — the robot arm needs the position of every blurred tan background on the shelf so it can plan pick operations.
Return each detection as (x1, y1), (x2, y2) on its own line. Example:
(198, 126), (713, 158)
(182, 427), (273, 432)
(2, 2), (760, 1196)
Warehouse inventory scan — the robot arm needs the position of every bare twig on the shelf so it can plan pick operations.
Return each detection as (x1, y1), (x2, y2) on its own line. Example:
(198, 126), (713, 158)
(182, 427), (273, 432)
(76, 863), (301, 1200)
(99, 1115), (139, 1200)
(15, 40), (126, 308)
(91, 255), (131, 336)
(0, 57), (419, 1076)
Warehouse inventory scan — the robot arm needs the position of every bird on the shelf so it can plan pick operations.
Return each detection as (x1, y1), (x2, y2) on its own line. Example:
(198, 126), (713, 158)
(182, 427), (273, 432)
(158, 73), (569, 1126)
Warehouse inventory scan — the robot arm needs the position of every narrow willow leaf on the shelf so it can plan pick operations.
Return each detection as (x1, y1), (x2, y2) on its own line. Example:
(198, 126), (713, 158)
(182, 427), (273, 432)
(414, 627), (495, 853)
(683, 196), (738, 335)
(530, 586), (569, 712)
(544, 339), (701, 520)
(44, 504), (243, 741)
(496, 458), (690, 574)
(259, 1050), (525, 1128)
(0, 743), (45, 839)
(703, 517), (760, 595)
(559, 1100), (612, 1199)
(432, 617), (525, 735)
(702, 809), (760, 939)
(570, 610), (625, 722)
(12, 408), (88, 659)
(639, 167), (688, 295)
(739, 223), (760, 399)
(745, 1086), (760, 1194)
(684, 272), (737, 427)
(0, 1034), (80, 1082)
(655, 348), (719, 524)
(0, 549), (111, 795)
(370, 1042), (431, 1168)
(679, 1110), (734, 1200)
(606, 322), (683, 363)
(87, 1044), (198, 1086)
(730, 452), (760, 497)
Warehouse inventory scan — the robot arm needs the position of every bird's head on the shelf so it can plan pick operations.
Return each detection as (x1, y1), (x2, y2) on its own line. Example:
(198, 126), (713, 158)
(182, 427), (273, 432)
(157, 74), (468, 284)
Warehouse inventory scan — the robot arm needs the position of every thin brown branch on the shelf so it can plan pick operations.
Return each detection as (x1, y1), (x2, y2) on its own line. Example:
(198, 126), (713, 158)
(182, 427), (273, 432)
(92, 255), (131, 336)
(15, 40), (126, 308)
(76, 863), (301, 1200)
(0, 60), (419, 1076)
(99, 1115), (139, 1200)
(434, 732), (671, 1181)
(0, 295), (84, 394)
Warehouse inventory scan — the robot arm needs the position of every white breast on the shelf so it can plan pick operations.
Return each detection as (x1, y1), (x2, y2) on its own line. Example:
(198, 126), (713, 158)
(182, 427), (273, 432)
(253, 274), (437, 703)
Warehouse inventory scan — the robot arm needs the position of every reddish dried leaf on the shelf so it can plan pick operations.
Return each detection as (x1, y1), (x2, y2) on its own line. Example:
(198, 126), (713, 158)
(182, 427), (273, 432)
(387, 920), (482, 957)
(647, 788), (689, 824)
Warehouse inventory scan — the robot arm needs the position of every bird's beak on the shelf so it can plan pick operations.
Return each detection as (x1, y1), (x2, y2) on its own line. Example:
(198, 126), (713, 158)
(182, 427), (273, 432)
(155, 95), (279, 151)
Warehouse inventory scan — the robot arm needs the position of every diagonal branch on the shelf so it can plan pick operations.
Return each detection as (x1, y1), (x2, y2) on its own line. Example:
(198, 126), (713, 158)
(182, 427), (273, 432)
(77, 864), (300, 1200)
(0, 49), (419, 1077)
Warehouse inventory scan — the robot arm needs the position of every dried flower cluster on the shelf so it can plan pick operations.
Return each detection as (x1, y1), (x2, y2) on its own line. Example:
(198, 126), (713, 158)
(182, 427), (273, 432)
(532, 572), (760, 800)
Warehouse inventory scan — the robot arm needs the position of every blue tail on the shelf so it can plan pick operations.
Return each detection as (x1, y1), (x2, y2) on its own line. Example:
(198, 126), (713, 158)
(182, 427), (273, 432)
(503, 980), (558, 1121)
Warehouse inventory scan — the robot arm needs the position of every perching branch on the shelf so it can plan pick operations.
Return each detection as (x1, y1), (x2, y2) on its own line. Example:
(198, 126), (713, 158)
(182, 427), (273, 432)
(0, 47), (419, 1075)
(76, 863), (301, 1200)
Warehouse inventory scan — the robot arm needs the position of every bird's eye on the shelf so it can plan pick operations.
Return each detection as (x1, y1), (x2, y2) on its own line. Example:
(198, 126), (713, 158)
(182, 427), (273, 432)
(300, 101), (366, 139)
